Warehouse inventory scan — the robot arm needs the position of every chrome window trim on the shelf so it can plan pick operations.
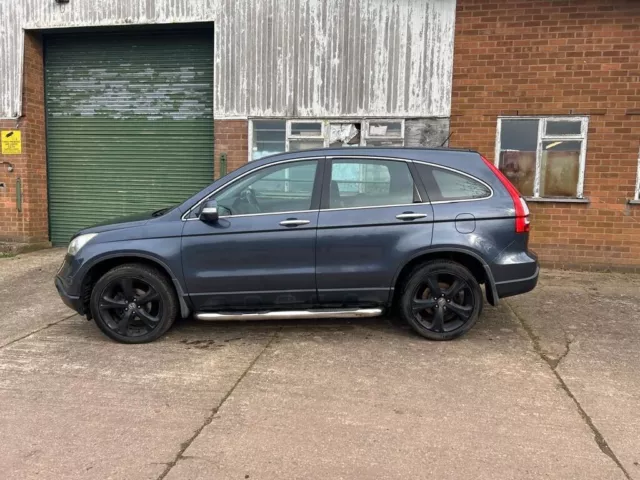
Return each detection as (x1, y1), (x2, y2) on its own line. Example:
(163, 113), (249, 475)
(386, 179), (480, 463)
(321, 202), (425, 213)
(184, 209), (317, 221)
(181, 157), (325, 221)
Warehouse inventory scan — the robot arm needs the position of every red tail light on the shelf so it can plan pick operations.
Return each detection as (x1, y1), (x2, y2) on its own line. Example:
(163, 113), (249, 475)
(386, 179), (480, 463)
(480, 155), (530, 233)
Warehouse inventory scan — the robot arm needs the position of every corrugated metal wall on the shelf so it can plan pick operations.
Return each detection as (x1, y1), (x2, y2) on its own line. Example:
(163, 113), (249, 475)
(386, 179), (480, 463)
(0, 0), (456, 120)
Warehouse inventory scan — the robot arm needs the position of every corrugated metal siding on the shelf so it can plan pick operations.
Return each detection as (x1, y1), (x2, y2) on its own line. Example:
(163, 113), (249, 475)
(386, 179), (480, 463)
(216, 0), (456, 118)
(1, 0), (456, 119)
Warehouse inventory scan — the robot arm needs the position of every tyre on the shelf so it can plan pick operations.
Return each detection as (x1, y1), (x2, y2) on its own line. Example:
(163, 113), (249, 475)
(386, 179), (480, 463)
(90, 263), (178, 344)
(399, 260), (483, 341)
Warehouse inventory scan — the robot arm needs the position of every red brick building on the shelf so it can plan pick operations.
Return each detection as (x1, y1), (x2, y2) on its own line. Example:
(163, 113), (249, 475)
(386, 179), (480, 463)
(1, 0), (639, 271)
(451, 0), (640, 271)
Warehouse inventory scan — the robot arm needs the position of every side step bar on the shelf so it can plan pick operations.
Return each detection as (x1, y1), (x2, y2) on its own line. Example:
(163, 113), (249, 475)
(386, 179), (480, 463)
(195, 308), (384, 322)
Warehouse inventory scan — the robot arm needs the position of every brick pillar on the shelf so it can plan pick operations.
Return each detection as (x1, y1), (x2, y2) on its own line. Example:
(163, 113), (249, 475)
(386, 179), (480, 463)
(213, 119), (249, 176)
(22, 32), (48, 243)
(0, 31), (48, 245)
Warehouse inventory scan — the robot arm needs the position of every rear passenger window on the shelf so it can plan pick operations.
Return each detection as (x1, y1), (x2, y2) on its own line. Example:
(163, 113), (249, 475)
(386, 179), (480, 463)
(416, 164), (491, 202)
(328, 159), (419, 209)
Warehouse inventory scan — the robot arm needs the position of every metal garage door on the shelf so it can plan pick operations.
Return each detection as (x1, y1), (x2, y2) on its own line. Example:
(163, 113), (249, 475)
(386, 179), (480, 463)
(45, 29), (214, 245)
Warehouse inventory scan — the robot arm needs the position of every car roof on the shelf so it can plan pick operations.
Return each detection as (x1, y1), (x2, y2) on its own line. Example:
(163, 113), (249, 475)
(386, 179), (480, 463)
(256, 146), (480, 164)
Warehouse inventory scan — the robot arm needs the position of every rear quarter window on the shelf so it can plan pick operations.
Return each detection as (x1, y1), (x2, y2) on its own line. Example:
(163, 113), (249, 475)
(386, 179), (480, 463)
(415, 163), (491, 202)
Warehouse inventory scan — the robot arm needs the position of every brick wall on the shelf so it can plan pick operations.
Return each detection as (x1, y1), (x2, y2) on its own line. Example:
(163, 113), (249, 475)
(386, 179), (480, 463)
(213, 120), (249, 176)
(0, 32), (48, 244)
(451, 0), (640, 270)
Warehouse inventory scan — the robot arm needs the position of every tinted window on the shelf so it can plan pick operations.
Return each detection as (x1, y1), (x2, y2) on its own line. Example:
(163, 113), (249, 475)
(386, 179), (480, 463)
(416, 164), (491, 202)
(329, 159), (417, 208)
(215, 161), (317, 215)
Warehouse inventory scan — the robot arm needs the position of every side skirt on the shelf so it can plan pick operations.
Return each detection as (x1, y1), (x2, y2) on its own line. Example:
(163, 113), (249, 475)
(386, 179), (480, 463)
(195, 308), (384, 321)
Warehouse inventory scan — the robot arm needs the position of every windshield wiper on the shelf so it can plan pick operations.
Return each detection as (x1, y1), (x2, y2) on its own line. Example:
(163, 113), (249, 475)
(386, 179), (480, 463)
(152, 207), (172, 217)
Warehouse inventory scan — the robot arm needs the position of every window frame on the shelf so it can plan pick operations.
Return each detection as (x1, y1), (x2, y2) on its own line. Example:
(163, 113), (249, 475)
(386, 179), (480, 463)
(248, 118), (405, 162)
(495, 116), (589, 199)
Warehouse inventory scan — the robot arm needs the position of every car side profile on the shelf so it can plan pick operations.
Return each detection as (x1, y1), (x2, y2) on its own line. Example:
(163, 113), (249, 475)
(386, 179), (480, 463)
(55, 147), (539, 344)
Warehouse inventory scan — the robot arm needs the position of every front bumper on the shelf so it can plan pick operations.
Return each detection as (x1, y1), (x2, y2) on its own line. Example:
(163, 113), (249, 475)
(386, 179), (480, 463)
(55, 276), (84, 315)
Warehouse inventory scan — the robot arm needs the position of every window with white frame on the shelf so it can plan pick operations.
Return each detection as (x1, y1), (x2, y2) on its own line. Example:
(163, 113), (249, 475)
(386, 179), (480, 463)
(495, 117), (588, 199)
(250, 119), (404, 161)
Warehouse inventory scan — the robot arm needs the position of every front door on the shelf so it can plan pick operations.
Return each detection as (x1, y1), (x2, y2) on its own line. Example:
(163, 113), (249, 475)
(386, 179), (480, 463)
(182, 159), (323, 311)
(316, 157), (434, 306)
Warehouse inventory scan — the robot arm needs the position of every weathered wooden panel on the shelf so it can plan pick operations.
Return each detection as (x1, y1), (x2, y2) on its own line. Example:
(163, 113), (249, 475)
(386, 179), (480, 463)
(1, 0), (456, 119)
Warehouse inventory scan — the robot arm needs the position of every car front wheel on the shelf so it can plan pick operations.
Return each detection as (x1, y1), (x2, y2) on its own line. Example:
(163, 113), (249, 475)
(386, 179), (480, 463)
(399, 260), (483, 341)
(90, 264), (178, 344)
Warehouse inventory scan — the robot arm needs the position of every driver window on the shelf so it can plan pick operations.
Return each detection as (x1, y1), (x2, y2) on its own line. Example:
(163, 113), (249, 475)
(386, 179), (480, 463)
(214, 160), (318, 216)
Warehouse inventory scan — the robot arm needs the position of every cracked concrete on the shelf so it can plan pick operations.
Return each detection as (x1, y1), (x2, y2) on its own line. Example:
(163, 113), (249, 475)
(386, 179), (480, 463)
(506, 301), (631, 479)
(1, 250), (639, 479)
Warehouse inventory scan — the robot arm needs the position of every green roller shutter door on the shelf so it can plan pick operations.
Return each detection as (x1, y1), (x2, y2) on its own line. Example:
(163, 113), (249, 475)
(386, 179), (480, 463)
(45, 29), (214, 245)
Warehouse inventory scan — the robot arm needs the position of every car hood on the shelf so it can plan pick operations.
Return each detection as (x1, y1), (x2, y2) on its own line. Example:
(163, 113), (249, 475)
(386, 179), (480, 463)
(76, 210), (159, 235)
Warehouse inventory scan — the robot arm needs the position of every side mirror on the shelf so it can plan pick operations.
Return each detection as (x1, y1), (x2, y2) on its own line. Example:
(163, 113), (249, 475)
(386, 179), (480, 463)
(199, 199), (219, 223)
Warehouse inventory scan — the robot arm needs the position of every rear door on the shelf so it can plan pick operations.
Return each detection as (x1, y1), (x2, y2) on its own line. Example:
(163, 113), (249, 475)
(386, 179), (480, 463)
(315, 157), (434, 306)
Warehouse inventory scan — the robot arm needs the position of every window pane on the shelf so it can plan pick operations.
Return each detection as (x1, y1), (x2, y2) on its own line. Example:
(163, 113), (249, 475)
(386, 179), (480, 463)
(500, 119), (539, 151)
(498, 119), (539, 197)
(252, 120), (286, 160)
(215, 161), (317, 215)
(290, 122), (322, 136)
(289, 138), (324, 151)
(498, 151), (536, 197)
(540, 141), (581, 197)
(416, 164), (491, 201)
(367, 121), (402, 137)
(545, 120), (581, 136)
(330, 159), (415, 208)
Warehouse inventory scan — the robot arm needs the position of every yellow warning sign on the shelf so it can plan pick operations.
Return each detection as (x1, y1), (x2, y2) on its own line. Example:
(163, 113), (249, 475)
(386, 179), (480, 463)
(1, 130), (21, 155)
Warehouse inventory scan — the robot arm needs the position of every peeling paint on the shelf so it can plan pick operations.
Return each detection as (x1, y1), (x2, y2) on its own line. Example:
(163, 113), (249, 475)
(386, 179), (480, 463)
(1, 0), (456, 119)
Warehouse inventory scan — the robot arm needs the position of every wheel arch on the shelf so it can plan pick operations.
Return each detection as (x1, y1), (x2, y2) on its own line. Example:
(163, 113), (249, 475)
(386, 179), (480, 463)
(79, 253), (191, 320)
(392, 248), (498, 306)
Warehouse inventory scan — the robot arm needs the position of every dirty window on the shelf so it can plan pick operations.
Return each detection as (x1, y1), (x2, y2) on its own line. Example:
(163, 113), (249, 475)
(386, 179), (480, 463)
(496, 117), (588, 199)
(363, 120), (404, 147)
(252, 120), (286, 160)
(250, 119), (405, 160)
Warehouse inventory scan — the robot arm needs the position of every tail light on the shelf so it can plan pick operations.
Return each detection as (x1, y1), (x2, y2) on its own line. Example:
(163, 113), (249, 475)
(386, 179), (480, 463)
(480, 155), (531, 233)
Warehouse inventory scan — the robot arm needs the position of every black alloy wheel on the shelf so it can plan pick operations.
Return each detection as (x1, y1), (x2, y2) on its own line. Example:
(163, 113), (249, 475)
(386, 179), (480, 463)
(400, 260), (482, 340)
(90, 264), (177, 343)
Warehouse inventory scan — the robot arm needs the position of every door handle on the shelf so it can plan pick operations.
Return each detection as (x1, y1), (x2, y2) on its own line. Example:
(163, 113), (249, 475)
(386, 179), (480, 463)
(279, 219), (311, 227)
(396, 213), (427, 221)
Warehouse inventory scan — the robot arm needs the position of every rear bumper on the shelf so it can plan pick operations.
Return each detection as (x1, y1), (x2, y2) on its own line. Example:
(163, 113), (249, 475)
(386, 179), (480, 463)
(495, 266), (539, 299)
(55, 276), (84, 315)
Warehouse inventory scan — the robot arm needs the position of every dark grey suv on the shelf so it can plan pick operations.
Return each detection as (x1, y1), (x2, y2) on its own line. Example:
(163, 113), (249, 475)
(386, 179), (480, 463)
(55, 148), (538, 343)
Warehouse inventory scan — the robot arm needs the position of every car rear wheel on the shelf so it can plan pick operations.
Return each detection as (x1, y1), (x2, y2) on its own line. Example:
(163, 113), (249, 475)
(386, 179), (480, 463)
(90, 264), (178, 344)
(399, 260), (482, 341)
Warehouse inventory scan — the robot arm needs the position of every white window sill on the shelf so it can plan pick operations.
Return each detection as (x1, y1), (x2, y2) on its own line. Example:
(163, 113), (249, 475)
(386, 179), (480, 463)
(627, 199), (640, 205)
(524, 197), (590, 204)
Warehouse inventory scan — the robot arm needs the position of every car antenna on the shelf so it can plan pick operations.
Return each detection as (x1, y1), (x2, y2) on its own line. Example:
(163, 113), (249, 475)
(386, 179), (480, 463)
(440, 131), (453, 147)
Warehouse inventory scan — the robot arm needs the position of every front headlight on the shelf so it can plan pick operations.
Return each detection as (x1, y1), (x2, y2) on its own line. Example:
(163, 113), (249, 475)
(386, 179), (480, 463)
(67, 233), (98, 256)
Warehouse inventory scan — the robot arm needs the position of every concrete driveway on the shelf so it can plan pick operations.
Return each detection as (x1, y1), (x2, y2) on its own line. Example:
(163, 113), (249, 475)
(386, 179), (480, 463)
(0, 249), (638, 480)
